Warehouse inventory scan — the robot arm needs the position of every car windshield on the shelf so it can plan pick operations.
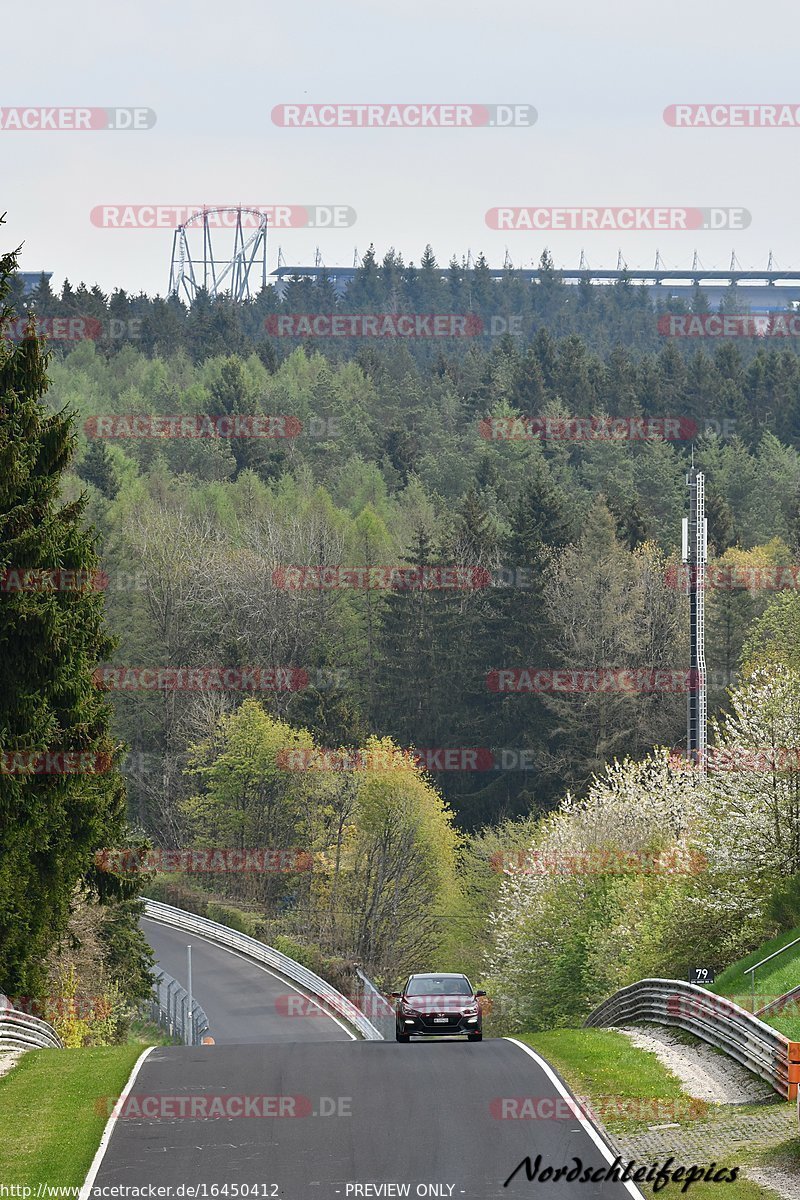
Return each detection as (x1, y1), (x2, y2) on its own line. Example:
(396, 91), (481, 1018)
(406, 977), (471, 996)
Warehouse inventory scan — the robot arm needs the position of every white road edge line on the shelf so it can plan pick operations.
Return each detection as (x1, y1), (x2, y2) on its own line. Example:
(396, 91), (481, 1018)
(504, 1037), (647, 1199)
(79, 1045), (155, 1200)
(141, 918), (358, 1042)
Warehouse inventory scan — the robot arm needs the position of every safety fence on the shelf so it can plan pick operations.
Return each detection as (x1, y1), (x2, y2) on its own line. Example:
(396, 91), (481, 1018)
(756, 984), (800, 1020)
(149, 967), (211, 1045)
(142, 898), (384, 1040)
(0, 994), (62, 1050)
(353, 967), (396, 1040)
(586, 978), (800, 1099)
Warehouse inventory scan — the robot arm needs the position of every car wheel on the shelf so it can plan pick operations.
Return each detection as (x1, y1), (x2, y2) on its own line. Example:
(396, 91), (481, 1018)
(396, 1028), (410, 1042)
(468, 1031), (482, 1042)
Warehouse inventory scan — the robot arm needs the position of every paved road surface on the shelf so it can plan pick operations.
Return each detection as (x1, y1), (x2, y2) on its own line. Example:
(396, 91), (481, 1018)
(141, 917), (352, 1044)
(90, 1037), (644, 1198)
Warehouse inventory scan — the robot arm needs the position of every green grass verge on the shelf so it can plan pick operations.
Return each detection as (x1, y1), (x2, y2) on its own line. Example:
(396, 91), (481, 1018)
(758, 1137), (800, 1170)
(516, 1029), (787, 1199)
(127, 1017), (176, 1046)
(712, 926), (800, 1003)
(709, 925), (800, 1041)
(517, 1029), (691, 1133)
(0, 1045), (145, 1187)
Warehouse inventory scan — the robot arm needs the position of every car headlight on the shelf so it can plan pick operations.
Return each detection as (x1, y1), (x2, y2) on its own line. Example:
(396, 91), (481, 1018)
(401, 1004), (420, 1016)
(461, 1005), (479, 1016)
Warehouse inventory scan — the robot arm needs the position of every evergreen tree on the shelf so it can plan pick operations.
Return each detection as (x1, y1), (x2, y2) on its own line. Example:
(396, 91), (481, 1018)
(512, 347), (546, 411)
(476, 463), (577, 816)
(705, 483), (735, 555)
(76, 440), (120, 499)
(375, 526), (465, 753)
(0, 237), (128, 993)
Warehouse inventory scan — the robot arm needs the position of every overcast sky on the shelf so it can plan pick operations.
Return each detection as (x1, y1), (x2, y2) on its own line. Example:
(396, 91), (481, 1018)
(4, 0), (799, 296)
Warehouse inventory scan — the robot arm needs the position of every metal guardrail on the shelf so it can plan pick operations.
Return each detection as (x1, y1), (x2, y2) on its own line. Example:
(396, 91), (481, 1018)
(149, 967), (211, 1045)
(757, 983), (800, 1019)
(142, 899), (384, 1040)
(745, 936), (800, 1012)
(0, 994), (62, 1050)
(586, 978), (800, 1099)
(353, 967), (396, 1040)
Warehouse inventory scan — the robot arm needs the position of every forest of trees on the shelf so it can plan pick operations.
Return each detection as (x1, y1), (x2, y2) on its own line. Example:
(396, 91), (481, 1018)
(43, 328), (800, 832)
(6, 233), (800, 1029)
(10, 243), (800, 381)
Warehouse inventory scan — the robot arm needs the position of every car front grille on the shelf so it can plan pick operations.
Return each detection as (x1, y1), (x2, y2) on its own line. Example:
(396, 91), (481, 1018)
(417, 1013), (463, 1030)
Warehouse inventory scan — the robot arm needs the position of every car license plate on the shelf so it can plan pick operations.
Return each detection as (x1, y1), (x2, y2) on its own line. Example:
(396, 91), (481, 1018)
(433, 1017), (449, 1023)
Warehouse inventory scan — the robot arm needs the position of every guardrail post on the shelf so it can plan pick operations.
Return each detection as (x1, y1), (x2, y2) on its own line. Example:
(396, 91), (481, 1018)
(787, 1041), (800, 1100)
(586, 977), (796, 1099)
(167, 979), (178, 1036)
(147, 964), (210, 1045)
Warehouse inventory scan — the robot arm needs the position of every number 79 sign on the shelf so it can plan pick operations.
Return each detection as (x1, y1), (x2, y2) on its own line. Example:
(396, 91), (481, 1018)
(689, 967), (715, 985)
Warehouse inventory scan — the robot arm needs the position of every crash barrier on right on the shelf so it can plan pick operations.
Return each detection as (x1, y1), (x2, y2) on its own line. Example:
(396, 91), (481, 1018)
(755, 983), (800, 1020)
(585, 978), (800, 1099)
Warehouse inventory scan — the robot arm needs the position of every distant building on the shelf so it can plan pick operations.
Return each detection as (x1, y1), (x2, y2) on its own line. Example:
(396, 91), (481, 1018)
(269, 265), (800, 309)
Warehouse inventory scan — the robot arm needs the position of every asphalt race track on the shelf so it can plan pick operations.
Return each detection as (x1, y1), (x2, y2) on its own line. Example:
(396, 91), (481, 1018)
(100, 919), (645, 1197)
(141, 917), (353, 1044)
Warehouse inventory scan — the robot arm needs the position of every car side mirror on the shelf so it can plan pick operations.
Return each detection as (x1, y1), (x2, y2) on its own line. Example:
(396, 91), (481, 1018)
(391, 992), (402, 999)
(475, 990), (487, 997)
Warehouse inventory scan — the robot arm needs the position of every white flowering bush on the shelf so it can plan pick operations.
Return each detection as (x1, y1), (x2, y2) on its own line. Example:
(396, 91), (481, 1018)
(486, 666), (800, 1030)
(486, 750), (702, 1029)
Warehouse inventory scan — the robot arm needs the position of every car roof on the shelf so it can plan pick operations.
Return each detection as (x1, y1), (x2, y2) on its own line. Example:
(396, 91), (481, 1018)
(408, 972), (468, 979)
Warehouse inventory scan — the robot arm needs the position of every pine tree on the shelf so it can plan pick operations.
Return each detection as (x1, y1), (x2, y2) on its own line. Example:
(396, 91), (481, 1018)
(76, 440), (120, 499)
(475, 464), (577, 817)
(541, 499), (685, 795)
(705, 482), (734, 555)
(513, 348), (546, 412)
(374, 527), (465, 752)
(0, 237), (128, 993)
(30, 272), (55, 308)
(208, 356), (286, 480)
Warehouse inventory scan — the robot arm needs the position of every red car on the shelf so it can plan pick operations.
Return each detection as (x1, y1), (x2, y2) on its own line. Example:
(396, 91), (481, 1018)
(392, 972), (486, 1042)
